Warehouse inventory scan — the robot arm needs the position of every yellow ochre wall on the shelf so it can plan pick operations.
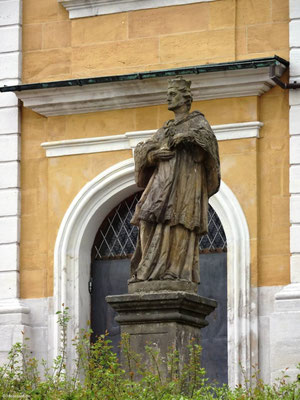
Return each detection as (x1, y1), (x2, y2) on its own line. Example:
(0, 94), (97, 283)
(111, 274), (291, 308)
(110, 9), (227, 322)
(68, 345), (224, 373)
(20, 0), (290, 298)
(22, 0), (289, 83)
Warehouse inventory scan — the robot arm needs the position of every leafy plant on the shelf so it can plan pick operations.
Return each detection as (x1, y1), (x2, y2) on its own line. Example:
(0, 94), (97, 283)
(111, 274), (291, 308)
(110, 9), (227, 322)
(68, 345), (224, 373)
(0, 306), (299, 399)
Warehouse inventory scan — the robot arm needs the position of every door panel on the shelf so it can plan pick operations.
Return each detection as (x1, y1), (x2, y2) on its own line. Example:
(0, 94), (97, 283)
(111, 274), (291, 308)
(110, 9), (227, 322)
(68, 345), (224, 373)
(91, 252), (227, 384)
(91, 259), (130, 358)
(198, 252), (227, 384)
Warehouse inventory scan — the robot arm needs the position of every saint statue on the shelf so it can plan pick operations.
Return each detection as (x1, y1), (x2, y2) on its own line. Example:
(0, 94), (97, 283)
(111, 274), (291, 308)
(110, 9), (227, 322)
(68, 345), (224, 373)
(130, 77), (220, 284)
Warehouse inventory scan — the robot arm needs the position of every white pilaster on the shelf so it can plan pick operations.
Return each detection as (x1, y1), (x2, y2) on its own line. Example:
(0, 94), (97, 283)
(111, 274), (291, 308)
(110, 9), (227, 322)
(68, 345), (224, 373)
(289, 0), (300, 285)
(290, 0), (300, 19)
(0, 243), (19, 272)
(0, 0), (27, 365)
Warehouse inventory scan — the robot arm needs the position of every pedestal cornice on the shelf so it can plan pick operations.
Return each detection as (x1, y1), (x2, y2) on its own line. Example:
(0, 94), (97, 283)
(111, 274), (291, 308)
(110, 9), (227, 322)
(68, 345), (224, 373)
(106, 291), (217, 329)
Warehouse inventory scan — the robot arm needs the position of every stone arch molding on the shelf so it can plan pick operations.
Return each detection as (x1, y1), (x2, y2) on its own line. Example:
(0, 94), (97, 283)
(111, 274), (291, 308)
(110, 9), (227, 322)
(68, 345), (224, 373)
(54, 158), (253, 386)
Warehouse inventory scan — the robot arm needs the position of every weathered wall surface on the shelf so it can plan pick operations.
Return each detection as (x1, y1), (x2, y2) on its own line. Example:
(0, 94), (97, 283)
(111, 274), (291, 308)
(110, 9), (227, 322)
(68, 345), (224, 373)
(22, 0), (289, 83)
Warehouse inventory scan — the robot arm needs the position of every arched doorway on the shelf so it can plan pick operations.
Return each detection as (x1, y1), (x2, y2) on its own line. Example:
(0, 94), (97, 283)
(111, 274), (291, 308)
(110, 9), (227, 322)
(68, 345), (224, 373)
(53, 158), (253, 387)
(90, 191), (228, 384)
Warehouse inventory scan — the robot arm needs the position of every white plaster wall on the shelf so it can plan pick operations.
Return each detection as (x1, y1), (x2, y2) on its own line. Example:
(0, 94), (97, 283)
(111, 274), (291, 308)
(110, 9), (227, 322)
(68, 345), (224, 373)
(258, 285), (300, 384)
(22, 298), (55, 366)
(0, 297), (56, 371)
(271, 291), (300, 382)
(257, 286), (283, 383)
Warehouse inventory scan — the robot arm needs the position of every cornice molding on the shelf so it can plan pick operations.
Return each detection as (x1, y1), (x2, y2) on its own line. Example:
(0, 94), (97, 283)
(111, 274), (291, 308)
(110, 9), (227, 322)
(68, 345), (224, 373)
(58, 0), (216, 19)
(15, 65), (286, 117)
(41, 121), (263, 158)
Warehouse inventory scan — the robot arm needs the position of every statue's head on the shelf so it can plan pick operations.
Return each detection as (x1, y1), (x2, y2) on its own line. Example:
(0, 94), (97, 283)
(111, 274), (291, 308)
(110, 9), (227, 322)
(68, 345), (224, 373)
(167, 77), (193, 111)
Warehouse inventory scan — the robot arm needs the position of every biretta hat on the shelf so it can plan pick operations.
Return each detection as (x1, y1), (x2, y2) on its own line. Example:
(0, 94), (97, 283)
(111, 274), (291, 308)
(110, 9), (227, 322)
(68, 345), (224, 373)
(168, 76), (191, 92)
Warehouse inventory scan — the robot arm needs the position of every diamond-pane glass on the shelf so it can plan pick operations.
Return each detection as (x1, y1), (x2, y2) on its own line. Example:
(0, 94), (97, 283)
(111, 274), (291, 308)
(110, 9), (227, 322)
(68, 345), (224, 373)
(199, 206), (227, 252)
(92, 193), (141, 260)
(93, 192), (227, 260)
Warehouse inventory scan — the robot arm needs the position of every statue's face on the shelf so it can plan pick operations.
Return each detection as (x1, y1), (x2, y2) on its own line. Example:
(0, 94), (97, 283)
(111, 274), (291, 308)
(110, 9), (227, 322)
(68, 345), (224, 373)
(167, 88), (186, 111)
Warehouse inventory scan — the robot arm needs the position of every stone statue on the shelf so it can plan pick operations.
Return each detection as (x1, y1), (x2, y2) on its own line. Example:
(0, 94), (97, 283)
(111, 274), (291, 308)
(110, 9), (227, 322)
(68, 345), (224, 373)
(130, 77), (220, 284)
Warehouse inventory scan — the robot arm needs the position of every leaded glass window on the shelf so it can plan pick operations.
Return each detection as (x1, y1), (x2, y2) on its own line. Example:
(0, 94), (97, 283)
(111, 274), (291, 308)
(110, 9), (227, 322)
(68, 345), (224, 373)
(92, 192), (227, 260)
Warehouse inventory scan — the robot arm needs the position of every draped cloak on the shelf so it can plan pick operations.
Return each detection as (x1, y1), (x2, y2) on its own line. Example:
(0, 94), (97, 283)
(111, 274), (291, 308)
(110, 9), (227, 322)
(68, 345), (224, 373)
(130, 111), (220, 283)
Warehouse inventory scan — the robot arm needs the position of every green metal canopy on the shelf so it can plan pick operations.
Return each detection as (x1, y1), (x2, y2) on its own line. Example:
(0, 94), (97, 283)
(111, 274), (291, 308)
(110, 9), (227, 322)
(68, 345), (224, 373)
(0, 55), (289, 93)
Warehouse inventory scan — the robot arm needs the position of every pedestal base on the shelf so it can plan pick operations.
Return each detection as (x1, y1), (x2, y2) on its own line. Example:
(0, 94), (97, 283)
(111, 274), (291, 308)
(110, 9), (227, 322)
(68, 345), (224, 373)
(106, 291), (217, 375)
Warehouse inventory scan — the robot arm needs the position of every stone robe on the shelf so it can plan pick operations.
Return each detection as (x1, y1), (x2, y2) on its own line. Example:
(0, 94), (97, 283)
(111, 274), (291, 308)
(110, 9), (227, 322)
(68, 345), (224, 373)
(130, 111), (220, 283)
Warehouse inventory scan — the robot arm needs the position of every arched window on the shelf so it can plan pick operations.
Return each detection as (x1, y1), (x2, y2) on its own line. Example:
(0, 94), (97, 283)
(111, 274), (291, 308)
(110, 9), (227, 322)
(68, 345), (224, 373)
(92, 192), (227, 261)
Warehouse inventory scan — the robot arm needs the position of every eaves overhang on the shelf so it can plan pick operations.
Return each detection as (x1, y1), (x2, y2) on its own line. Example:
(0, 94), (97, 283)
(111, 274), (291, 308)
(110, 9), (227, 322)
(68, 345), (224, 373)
(0, 56), (288, 117)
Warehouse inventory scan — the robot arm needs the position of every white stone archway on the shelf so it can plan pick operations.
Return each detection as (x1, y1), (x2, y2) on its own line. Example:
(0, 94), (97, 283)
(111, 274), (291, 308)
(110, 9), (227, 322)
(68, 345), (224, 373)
(53, 158), (254, 386)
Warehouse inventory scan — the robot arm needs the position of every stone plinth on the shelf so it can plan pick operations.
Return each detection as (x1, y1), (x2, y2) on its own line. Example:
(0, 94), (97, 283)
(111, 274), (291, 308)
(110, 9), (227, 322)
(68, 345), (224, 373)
(127, 280), (199, 294)
(106, 288), (217, 375)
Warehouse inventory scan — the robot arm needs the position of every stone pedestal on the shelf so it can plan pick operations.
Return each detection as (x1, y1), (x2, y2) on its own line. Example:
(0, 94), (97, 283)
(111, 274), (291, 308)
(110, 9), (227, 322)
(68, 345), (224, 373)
(106, 282), (217, 376)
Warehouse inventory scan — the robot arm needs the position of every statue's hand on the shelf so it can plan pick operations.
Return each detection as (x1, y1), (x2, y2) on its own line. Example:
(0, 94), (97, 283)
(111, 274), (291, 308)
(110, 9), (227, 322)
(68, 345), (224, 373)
(152, 148), (175, 161)
(171, 132), (189, 146)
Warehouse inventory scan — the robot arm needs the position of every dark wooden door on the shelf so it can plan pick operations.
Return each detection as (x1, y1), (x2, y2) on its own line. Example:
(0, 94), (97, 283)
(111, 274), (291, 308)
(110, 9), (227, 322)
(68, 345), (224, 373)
(90, 193), (228, 384)
(198, 252), (227, 384)
(90, 253), (227, 384)
(90, 259), (130, 360)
